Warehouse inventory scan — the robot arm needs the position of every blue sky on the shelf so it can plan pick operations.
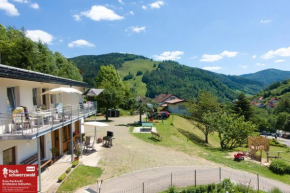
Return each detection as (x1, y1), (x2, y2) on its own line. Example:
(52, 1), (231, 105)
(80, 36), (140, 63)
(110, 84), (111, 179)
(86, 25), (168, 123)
(1, 0), (290, 75)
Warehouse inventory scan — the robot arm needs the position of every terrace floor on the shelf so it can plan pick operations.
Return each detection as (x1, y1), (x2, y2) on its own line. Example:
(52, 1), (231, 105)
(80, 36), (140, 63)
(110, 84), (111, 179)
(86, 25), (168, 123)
(41, 142), (102, 193)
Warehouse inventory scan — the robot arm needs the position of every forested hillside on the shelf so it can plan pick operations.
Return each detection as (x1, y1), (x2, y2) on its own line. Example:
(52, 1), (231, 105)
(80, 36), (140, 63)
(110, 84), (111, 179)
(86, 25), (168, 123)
(142, 61), (238, 100)
(256, 79), (290, 100)
(241, 69), (290, 85)
(0, 25), (82, 81)
(71, 54), (270, 101)
(69, 54), (147, 85)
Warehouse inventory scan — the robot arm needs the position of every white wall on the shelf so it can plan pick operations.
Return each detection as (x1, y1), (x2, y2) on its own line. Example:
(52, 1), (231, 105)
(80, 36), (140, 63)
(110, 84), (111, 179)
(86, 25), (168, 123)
(0, 139), (37, 164)
(168, 103), (189, 115)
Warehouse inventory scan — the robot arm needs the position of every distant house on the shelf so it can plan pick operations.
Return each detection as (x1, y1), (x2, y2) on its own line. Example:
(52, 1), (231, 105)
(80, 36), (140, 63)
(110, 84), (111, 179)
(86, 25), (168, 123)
(165, 99), (190, 115)
(154, 93), (180, 106)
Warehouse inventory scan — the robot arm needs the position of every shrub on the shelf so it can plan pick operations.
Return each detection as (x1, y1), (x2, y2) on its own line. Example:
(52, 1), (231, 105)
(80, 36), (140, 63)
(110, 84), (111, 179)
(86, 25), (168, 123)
(58, 173), (67, 182)
(66, 167), (71, 174)
(269, 159), (289, 174)
(123, 74), (134, 80)
(72, 160), (79, 168)
(269, 187), (283, 193)
(270, 139), (287, 148)
(136, 70), (143, 76)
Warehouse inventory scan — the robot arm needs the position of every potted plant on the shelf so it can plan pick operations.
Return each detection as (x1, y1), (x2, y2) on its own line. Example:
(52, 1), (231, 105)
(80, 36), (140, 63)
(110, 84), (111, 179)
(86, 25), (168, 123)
(50, 147), (58, 163)
(74, 150), (81, 161)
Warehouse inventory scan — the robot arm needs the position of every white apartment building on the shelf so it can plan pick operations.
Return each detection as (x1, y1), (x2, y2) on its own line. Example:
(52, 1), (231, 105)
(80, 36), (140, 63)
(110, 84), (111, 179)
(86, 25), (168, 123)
(0, 64), (97, 191)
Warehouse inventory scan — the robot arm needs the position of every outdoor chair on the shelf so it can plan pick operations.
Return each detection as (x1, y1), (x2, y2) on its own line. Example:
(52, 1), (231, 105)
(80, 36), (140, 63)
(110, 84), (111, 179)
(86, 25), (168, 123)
(84, 136), (94, 152)
(12, 107), (31, 133)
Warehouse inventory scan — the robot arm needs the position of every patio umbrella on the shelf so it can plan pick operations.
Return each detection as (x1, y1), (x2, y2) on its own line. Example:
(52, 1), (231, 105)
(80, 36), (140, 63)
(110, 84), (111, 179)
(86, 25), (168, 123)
(84, 121), (109, 150)
(83, 89), (104, 96)
(42, 87), (82, 104)
(42, 87), (82, 95)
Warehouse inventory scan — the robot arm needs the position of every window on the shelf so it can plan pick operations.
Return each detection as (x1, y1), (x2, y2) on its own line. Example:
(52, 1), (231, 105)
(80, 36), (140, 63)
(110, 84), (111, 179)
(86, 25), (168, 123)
(7, 87), (16, 112)
(32, 88), (38, 106)
(3, 147), (16, 165)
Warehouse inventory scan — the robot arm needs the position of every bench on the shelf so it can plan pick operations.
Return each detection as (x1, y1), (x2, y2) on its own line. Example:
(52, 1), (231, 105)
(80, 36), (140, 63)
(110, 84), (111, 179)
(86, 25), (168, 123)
(20, 153), (51, 169)
(20, 153), (38, 165)
(142, 123), (153, 130)
(151, 131), (162, 140)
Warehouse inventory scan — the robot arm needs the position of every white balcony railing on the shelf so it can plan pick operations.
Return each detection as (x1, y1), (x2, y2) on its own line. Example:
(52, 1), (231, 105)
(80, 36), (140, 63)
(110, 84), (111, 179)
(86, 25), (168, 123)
(0, 102), (97, 138)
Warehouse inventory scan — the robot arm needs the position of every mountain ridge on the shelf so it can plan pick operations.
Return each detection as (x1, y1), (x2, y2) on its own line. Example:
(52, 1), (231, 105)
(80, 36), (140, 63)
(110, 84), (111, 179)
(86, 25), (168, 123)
(69, 53), (290, 100)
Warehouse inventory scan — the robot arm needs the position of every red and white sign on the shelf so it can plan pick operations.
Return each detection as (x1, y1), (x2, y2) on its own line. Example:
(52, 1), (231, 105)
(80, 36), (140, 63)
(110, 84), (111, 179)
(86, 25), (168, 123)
(0, 165), (37, 193)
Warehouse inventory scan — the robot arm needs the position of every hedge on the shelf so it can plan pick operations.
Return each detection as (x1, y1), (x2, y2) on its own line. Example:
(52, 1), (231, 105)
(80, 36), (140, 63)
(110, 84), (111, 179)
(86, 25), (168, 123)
(72, 160), (79, 168)
(58, 173), (67, 182)
(66, 167), (71, 174)
(269, 159), (290, 175)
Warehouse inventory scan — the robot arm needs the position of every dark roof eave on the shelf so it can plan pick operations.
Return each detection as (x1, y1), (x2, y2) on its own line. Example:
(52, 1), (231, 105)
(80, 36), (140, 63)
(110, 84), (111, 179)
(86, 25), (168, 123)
(0, 64), (93, 88)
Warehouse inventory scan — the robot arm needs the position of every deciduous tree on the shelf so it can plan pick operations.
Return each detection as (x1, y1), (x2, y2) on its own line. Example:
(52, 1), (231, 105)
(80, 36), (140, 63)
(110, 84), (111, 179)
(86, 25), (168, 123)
(186, 91), (220, 143)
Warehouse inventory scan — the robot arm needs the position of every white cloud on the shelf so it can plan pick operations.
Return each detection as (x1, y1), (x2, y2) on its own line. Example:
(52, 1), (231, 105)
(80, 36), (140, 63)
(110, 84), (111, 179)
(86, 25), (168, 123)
(149, 1), (164, 9)
(12, 0), (28, 3)
(80, 5), (124, 21)
(200, 54), (223, 62)
(261, 46), (290, 59)
(0, 0), (19, 16)
(118, 0), (124, 4)
(154, 51), (184, 61)
(142, 5), (147, 10)
(129, 11), (134, 15)
(126, 26), (146, 34)
(200, 50), (238, 62)
(239, 65), (248, 69)
(73, 14), (81, 21)
(261, 20), (272, 23)
(252, 55), (257, 59)
(275, 59), (286, 63)
(220, 51), (238, 58)
(26, 30), (53, 44)
(30, 3), (39, 9)
(256, 63), (265, 66)
(202, 66), (222, 71)
(68, 39), (95, 48)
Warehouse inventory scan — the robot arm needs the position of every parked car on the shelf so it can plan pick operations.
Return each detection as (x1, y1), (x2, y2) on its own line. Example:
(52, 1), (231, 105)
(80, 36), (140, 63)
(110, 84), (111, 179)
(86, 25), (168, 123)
(150, 112), (169, 120)
(160, 111), (170, 117)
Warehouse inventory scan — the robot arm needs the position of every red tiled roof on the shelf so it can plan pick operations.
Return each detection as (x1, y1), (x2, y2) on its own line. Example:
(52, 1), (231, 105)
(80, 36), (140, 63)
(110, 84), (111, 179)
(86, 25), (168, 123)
(154, 93), (175, 103)
(165, 99), (185, 104)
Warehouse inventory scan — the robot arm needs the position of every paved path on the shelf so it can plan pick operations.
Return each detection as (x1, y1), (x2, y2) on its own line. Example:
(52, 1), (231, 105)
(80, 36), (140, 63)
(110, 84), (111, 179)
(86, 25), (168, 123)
(279, 137), (290, 147)
(84, 116), (217, 180)
(41, 155), (72, 193)
(80, 166), (290, 193)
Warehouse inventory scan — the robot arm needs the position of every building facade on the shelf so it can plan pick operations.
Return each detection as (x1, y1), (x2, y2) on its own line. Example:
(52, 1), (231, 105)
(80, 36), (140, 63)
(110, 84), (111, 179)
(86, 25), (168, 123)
(0, 64), (97, 191)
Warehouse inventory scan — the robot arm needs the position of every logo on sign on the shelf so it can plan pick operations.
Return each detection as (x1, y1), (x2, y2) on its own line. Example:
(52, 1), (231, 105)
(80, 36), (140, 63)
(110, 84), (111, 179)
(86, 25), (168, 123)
(26, 166), (35, 172)
(2, 168), (8, 178)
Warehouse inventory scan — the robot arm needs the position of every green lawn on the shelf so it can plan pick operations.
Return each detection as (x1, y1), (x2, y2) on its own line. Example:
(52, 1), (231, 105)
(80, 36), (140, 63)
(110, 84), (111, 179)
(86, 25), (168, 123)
(57, 166), (102, 193)
(118, 59), (159, 97)
(131, 115), (290, 185)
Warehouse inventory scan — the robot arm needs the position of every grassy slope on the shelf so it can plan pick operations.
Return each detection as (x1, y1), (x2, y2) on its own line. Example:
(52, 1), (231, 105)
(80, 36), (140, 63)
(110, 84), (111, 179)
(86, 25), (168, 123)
(131, 115), (290, 185)
(118, 59), (158, 97)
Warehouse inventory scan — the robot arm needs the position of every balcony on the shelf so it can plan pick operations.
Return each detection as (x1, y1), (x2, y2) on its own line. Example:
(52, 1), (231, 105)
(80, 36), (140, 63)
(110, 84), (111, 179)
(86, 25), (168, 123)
(0, 102), (97, 140)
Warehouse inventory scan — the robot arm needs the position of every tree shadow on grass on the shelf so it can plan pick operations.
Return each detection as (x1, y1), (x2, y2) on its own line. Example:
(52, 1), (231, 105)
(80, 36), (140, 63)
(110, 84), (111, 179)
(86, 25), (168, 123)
(148, 137), (162, 142)
(177, 128), (209, 147)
